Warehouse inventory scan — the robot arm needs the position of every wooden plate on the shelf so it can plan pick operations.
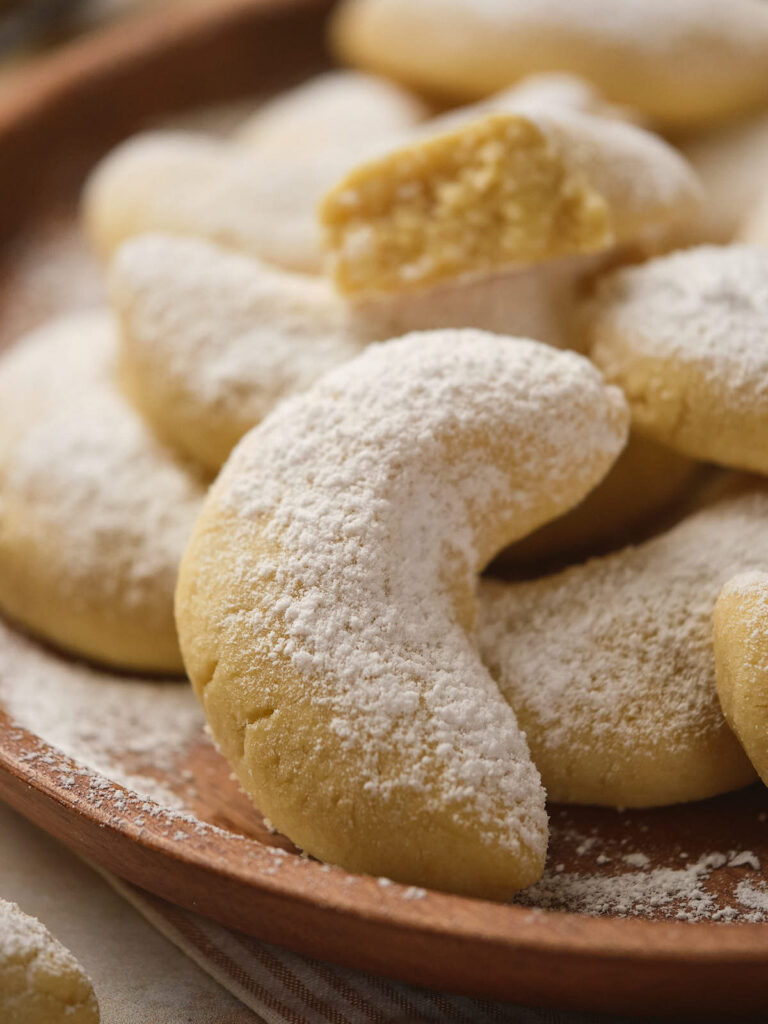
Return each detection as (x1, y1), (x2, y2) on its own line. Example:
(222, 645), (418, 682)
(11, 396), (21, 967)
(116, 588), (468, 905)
(1, 1), (768, 1014)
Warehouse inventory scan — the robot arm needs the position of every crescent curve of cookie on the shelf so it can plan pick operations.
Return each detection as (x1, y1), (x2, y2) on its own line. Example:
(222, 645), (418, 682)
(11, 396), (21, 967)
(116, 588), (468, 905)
(110, 235), (365, 472)
(82, 72), (430, 274)
(479, 478), (763, 808)
(714, 571), (768, 787)
(0, 898), (99, 1024)
(330, 0), (768, 129)
(319, 108), (700, 296)
(585, 245), (768, 475)
(0, 312), (205, 673)
(175, 330), (629, 897)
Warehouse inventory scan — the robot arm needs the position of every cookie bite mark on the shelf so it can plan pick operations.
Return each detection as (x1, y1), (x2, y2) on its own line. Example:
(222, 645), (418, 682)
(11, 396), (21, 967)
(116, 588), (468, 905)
(320, 107), (700, 297)
(321, 112), (610, 295)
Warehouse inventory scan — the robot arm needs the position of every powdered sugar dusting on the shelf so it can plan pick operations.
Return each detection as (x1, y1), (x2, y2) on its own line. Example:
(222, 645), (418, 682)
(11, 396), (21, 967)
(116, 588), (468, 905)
(202, 330), (627, 857)
(112, 235), (363, 426)
(589, 245), (768, 414)
(479, 481), (768, 799)
(518, 852), (755, 921)
(468, 0), (768, 52)
(0, 897), (98, 1019)
(0, 310), (205, 622)
(0, 618), (203, 809)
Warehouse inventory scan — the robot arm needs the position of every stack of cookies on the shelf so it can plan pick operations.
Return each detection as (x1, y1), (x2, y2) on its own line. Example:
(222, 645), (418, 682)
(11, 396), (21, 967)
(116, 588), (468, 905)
(3, 0), (768, 900)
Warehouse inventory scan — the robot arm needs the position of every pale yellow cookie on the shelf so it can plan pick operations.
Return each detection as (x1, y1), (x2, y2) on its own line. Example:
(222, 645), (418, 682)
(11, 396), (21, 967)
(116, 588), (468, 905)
(0, 898), (99, 1024)
(83, 74), (429, 274)
(235, 69), (431, 153)
(586, 245), (768, 475)
(479, 477), (762, 808)
(331, 0), (768, 129)
(714, 571), (768, 787)
(496, 433), (702, 569)
(176, 330), (628, 897)
(0, 312), (205, 673)
(111, 235), (365, 472)
(320, 108), (700, 296)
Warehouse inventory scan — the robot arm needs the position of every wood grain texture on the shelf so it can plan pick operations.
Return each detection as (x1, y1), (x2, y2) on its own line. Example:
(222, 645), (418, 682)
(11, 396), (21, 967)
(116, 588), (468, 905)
(0, 0), (768, 1014)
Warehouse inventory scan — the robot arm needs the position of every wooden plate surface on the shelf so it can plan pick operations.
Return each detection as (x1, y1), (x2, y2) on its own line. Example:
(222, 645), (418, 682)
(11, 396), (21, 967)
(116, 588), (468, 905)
(1, 1), (768, 1015)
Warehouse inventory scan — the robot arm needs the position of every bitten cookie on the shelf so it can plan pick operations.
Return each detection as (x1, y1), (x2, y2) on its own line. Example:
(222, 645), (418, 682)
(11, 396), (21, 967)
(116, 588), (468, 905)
(0, 312), (205, 672)
(586, 245), (768, 475)
(82, 72), (429, 274)
(714, 571), (768, 787)
(479, 477), (762, 807)
(112, 234), (609, 473)
(176, 330), (628, 897)
(320, 107), (699, 295)
(0, 899), (99, 1024)
(330, 0), (768, 129)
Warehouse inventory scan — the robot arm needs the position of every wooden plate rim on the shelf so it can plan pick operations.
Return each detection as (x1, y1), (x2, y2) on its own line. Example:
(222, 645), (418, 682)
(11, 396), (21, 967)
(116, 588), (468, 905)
(2, 711), (768, 963)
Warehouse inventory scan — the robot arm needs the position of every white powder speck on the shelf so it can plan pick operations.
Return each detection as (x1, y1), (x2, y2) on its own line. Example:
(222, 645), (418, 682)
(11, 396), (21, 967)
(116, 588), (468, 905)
(622, 852), (650, 869)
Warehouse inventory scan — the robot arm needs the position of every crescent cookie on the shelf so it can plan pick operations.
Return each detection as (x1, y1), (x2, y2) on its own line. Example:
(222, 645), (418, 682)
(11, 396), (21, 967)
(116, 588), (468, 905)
(175, 330), (629, 897)
(319, 108), (700, 295)
(0, 899), (99, 1024)
(235, 69), (431, 153)
(479, 477), (763, 808)
(586, 245), (768, 475)
(496, 433), (702, 569)
(714, 571), (768, 787)
(330, 0), (768, 129)
(0, 312), (205, 673)
(110, 235), (365, 472)
(82, 74), (429, 274)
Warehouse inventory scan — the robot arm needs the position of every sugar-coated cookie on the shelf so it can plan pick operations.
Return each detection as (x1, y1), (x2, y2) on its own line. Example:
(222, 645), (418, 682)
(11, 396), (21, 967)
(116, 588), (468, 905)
(0, 898), (99, 1024)
(714, 571), (768, 787)
(330, 0), (768, 129)
(496, 433), (702, 569)
(0, 312), (205, 672)
(111, 236), (365, 472)
(586, 245), (768, 475)
(83, 74), (429, 274)
(479, 477), (762, 807)
(320, 108), (699, 295)
(176, 330), (628, 897)
(235, 69), (431, 153)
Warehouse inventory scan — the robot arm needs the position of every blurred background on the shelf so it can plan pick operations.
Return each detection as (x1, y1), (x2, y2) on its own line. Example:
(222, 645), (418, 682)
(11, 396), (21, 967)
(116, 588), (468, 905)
(0, 0), (176, 64)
